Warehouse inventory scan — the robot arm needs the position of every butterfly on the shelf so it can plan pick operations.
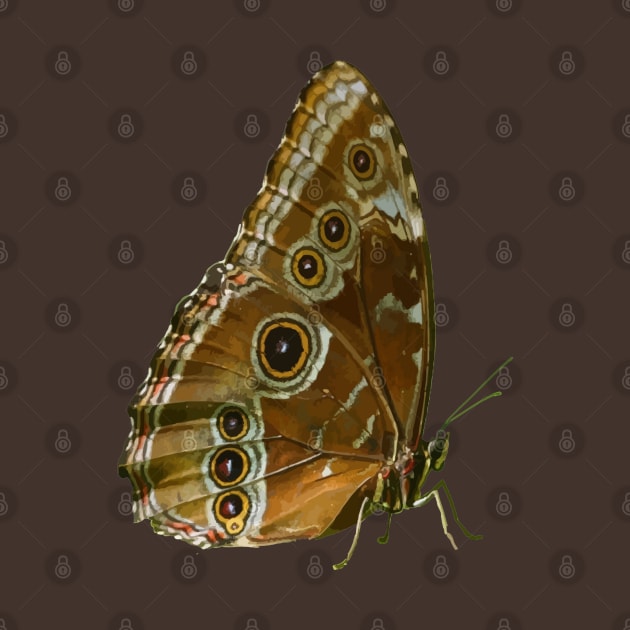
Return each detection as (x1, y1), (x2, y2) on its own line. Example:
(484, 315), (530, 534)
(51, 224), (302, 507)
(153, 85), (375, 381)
(119, 61), (509, 569)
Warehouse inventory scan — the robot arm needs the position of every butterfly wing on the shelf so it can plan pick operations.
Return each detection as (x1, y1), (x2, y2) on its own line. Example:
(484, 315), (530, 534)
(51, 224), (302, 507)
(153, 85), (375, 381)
(228, 61), (433, 449)
(119, 61), (432, 548)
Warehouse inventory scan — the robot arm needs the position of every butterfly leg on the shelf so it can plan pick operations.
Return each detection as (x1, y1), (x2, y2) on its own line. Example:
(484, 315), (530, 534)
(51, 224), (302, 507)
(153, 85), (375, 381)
(332, 496), (371, 571)
(377, 512), (393, 545)
(413, 479), (483, 549)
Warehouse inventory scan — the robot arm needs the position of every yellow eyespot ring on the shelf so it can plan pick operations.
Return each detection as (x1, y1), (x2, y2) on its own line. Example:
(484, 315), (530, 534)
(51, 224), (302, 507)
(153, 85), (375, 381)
(291, 248), (326, 287)
(209, 446), (250, 488)
(349, 144), (376, 180)
(319, 209), (350, 251)
(258, 319), (310, 380)
(214, 489), (250, 535)
(217, 407), (249, 441)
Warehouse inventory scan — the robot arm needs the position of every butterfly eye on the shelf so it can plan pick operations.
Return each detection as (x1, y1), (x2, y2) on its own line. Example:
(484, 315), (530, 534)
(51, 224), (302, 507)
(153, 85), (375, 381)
(258, 319), (310, 380)
(291, 248), (326, 287)
(349, 144), (376, 179)
(319, 209), (350, 251)
(218, 407), (248, 440)
(214, 489), (250, 535)
(209, 447), (249, 487)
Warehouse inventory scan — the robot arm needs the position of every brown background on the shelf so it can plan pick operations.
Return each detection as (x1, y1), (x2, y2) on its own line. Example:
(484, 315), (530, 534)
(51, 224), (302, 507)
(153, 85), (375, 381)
(1, 1), (629, 628)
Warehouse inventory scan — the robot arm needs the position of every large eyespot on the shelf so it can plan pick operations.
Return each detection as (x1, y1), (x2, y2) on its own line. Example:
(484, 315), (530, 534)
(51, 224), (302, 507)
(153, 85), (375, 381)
(349, 144), (376, 180)
(319, 209), (350, 251)
(291, 248), (325, 287)
(214, 489), (250, 535)
(218, 407), (248, 441)
(209, 447), (249, 487)
(258, 319), (310, 380)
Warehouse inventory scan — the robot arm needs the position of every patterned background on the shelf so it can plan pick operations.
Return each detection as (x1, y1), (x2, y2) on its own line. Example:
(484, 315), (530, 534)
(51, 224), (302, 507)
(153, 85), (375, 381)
(1, 1), (629, 628)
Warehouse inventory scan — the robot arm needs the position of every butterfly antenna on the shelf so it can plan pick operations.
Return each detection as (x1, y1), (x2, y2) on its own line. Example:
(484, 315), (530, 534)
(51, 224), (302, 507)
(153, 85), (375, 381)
(440, 357), (513, 432)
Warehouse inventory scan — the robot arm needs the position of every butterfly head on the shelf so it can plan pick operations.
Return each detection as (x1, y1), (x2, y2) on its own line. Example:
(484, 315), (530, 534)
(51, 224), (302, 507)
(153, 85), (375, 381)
(428, 429), (450, 472)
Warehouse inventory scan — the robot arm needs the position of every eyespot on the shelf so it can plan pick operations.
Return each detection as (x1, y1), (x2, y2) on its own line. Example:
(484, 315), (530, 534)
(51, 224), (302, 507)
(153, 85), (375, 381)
(349, 144), (376, 180)
(209, 447), (249, 487)
(218, 407), (248, 441)
(291, 248), (325, 287)
(319, 209), (350, 251)
(257, 319), (310, 380)
(214, 489), (250, 535)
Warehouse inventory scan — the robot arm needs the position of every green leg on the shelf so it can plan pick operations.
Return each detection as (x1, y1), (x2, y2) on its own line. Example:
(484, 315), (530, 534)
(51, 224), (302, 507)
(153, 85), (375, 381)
(377, 512), (393, 545)
(333, 496), (370, 571)
(412, 479), (483, 549)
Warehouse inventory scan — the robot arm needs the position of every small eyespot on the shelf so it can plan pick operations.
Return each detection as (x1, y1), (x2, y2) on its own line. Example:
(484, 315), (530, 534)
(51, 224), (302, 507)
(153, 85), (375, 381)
(291, 248), (325, 287)
(214, 489), (250, 535)
(218, 407), (248, 441)
(319, 209), (350, 251)
(349, 144), (376, 179)
(257, 319), (310, 380)
(209, 447), (249, 487)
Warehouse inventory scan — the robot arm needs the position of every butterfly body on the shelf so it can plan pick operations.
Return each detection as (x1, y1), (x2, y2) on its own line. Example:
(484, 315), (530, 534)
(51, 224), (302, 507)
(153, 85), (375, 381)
(119, 61), (468, 560)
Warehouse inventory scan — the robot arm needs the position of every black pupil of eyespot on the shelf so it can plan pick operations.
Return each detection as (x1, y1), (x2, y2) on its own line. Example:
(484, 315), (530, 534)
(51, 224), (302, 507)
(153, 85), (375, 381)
(298, 254), (318, 279)
(215, 449), (244, 483)
(219, 493), (243, 518)
(324, 216), (344, 242)
(222, 410), (244, 437)
(353, 149), (370, 173)
(264, 325), (304, 374)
